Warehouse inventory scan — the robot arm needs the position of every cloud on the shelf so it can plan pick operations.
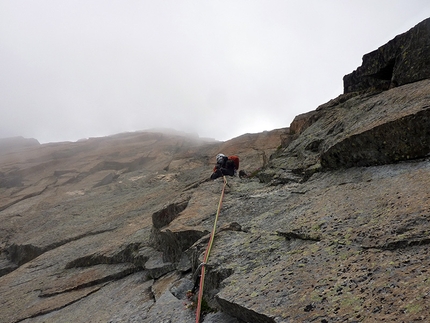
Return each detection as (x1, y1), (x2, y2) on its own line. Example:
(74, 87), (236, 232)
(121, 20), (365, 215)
(1, 0), (429, 143)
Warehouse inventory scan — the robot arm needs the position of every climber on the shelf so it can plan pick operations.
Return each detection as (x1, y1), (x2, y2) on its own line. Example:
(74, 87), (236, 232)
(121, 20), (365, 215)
(210, 154), (239, 180)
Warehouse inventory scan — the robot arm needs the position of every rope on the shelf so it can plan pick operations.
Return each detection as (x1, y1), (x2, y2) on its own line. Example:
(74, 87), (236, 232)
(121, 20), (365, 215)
(195, 175), (227, 323)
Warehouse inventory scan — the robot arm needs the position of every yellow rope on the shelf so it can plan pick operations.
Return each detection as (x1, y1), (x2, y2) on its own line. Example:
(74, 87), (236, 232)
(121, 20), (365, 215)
(195, 175), (227, 322)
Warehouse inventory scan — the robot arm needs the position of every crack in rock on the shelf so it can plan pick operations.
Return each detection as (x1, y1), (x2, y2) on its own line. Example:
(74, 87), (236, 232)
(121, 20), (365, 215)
(152, 198), (191, 229)
(65, 242), (146, 269)
(215, 296), (276, 323)
(39, 264), (136, 297)
(6, 228), (117, 269)
(277, 230), (321, 242)
(14, 284), (105, 323)
(0, 186), (49, 212)
(362, 237), (430, 250)
(151, 227), (209, 263)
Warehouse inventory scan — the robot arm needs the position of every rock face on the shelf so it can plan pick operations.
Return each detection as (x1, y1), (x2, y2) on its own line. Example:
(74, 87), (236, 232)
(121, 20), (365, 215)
(268, 79), (430, 177)
(1, 19), (430, 323)
(0, 129), (285, 323)
(344, 17), (430, 93)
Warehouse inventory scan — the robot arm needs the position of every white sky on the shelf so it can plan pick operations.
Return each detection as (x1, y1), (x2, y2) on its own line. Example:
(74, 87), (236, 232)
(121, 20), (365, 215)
(1, 1), (429, 143)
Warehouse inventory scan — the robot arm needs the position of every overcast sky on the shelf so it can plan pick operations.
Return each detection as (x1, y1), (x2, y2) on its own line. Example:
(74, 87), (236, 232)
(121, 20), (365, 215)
(1, 1), (429, 143)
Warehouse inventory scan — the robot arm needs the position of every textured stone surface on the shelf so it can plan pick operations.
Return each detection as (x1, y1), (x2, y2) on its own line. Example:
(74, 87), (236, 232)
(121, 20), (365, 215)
(0, 129), (282, 323)
(196, 161), (430, 322)
(1, 111), (429, 323)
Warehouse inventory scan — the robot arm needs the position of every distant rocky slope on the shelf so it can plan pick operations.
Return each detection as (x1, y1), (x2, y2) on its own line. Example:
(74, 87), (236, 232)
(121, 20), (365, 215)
(1, 18), (430, 323)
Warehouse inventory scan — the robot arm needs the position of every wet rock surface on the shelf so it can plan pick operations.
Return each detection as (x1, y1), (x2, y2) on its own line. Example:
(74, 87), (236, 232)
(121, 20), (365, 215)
(2, 21), (430, 323)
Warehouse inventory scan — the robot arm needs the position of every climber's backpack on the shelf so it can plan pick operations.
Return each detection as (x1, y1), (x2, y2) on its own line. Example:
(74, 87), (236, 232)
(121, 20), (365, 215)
(228, 155), (240, 170)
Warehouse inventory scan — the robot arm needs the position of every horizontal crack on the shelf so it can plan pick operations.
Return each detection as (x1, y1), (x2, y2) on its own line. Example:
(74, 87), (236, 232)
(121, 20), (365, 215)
(277, 231), (321, 242)
(65, 242), (147, 269)
(216, 295), (276, 323)
(7, 228), (117, 267)
(362, 237), (430, 250)
(14, 284), (105, 323)
(39, 266), (137, 298)
(0, 186), (49, 212)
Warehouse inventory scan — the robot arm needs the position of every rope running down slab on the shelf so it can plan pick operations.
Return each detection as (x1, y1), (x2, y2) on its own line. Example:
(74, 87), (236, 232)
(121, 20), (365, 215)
(195, 175), (227, 323)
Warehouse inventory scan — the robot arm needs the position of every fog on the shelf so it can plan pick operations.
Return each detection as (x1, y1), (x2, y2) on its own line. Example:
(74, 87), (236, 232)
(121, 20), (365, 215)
(1, 1), (429, 143)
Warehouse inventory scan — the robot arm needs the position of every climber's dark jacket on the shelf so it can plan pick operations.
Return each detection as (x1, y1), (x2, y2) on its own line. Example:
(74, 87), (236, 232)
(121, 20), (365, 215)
(210, 156), (235, 180)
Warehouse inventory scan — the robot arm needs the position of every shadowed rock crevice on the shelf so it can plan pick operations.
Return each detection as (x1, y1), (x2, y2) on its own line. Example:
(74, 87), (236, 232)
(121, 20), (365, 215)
(7, 244), (44, 267)
(0, 255), (18, 276)
(152, 198), (191, 229)
(363, 237), (430, 251)
(145, 251), (176, 279)
(151, 228), (209, 263)
(6, 229), (117, 269)
(277, 230), (321, 242)
(65, 243), (145, 269)
(39, 266), (135, 297)
(372, 58), (395, 81)
(215, 296), (276, 323)
(201, 267), (235, 309)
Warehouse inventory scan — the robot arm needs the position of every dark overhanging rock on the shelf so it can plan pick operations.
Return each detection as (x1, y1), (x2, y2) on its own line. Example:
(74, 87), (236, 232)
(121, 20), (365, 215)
(150, 227), (209, 263)
(277, 230), (321, 242)
(64, 242), (149, 269)
(7, 243), (44, 267)
(215, 296), (276, 323)
(344, 17), (430, 94)
(152, 198), (191, 229)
